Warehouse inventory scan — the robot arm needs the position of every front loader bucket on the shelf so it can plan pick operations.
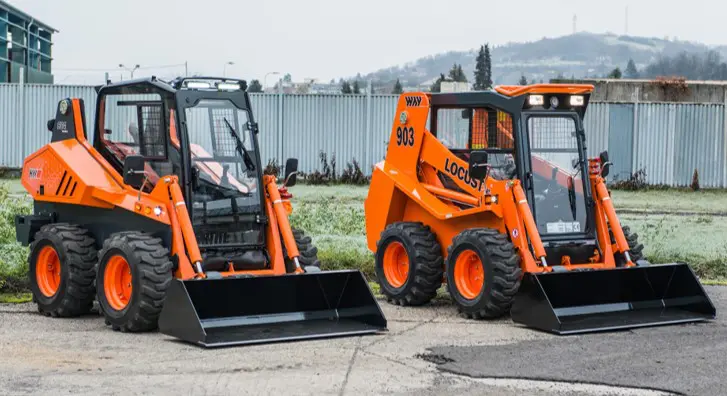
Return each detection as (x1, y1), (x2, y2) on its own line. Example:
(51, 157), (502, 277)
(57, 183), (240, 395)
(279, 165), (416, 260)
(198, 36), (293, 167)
(510, 263), (716, 335)
(158, 270), (387, 347)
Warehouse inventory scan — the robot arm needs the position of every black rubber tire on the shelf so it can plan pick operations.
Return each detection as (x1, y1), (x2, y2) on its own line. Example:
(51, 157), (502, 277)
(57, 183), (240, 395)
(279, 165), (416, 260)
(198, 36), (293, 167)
(375, 222), (444, 306)
(284, 228), (321, 273)
(614, 225), (645, 266)
(96, 232), (172, 332)
(446, 228), (522, 319)
(28, 223), (97, 317)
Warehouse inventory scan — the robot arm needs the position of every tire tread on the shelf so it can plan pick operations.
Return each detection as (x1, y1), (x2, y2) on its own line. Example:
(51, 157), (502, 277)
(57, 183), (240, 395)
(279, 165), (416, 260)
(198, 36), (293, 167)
(446, 228), (521, 319)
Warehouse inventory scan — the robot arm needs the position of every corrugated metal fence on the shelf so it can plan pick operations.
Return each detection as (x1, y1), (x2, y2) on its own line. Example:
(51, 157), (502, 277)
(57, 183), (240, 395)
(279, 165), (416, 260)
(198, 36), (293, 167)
(1, 84), (725, 187)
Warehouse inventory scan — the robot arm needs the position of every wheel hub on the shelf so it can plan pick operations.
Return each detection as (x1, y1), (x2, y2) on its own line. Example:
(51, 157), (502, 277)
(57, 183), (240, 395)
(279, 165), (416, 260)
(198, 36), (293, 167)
(454, 249), (484, 300)
(36, 245), (61, 297)
(382, 241), (409, 288)
(104, 255), (133, 311)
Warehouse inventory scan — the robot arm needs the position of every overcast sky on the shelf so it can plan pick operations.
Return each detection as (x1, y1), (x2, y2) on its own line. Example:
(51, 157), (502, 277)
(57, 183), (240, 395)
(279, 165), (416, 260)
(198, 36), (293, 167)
(8, 0), (726, 85)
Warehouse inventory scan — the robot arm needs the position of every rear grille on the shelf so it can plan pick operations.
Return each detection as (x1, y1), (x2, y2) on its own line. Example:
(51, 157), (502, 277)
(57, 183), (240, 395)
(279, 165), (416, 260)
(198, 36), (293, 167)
(55, 170), (77, 197)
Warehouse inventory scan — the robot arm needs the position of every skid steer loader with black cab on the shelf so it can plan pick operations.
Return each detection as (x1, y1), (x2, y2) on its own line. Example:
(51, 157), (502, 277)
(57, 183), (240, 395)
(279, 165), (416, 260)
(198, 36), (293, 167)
(15, 76), (386, 347)
(365, 84), (715, 334)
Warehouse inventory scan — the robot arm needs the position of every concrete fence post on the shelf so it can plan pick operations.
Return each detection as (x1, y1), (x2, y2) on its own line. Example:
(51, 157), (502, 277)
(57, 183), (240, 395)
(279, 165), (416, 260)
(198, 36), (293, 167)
(277, 78), (284, 165)
(19, 67), (25, 166)
(365, 80), (372, 171)
(723, 89), (727, 187)
(631, 87), (640, 177)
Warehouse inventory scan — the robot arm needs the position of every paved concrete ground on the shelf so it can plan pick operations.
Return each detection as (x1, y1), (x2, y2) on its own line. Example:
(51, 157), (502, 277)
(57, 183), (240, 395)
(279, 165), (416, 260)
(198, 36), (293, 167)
(0, 287), (722, 395)
(431, 286), (726, 396)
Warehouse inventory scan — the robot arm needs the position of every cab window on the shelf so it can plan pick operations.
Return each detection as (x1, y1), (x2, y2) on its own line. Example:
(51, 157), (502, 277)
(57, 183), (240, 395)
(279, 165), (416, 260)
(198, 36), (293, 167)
(96, 92), (175, 188)
(434, 107), (516, 180)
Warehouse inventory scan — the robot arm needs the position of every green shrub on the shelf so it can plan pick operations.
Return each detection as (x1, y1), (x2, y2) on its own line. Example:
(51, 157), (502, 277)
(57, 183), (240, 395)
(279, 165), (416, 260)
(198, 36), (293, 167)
(0, 182), (31, 293)
(289, 200), (365, 236)
(289, 197), (375, 279)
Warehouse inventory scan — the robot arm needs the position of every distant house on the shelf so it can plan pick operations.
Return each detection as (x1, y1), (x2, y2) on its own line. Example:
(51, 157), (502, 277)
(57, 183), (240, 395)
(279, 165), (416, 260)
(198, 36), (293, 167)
(0, 0), (57, 83)
(264, 79), (373, 95)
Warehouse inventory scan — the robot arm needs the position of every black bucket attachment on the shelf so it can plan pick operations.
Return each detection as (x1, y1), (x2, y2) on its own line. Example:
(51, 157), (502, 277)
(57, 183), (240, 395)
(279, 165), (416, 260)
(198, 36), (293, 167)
(510, 263), (716, 335)
(158, 270), (387, 347)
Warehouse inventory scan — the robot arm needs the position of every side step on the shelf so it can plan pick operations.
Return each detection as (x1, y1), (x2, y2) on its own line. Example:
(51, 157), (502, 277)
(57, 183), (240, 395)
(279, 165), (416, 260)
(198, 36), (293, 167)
(510, 263), (716, 335)
(158, 270), (387, 347)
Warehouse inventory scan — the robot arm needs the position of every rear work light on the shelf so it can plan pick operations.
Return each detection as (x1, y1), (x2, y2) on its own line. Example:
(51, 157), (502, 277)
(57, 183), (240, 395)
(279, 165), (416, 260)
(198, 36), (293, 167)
(528, 95), (545, 106)
(217, 82), (241, 91)
(570, 95), (585, 106)
(185, 81), (212, 89)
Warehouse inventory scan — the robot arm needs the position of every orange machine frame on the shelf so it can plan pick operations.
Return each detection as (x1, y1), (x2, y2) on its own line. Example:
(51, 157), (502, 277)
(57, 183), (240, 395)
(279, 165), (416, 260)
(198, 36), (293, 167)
(364, 87), (633, 275)
(21, 99), (302, 281)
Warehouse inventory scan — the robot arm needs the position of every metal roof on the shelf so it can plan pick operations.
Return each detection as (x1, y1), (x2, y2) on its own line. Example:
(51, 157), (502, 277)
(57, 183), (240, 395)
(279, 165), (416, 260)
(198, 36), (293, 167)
(0, 0), (58, 33)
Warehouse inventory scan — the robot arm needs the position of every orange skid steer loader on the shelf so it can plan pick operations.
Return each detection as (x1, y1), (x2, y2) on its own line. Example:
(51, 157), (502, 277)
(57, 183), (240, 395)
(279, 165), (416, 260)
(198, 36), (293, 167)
(15, 77), (386, 347)
(365, 84), (715, 334)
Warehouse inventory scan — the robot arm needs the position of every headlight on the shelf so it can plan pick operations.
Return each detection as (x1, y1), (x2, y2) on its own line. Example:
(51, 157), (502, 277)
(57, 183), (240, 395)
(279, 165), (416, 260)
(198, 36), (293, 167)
(528, 95), (544, 106)
(570, 95), (585, 106)
(185, 81), (211, 89)
(218, 82), (241, 91)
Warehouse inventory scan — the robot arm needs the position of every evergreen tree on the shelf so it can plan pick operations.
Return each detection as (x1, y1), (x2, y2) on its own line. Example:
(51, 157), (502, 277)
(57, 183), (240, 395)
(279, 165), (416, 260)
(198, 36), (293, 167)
(457, 64), (467, 82)
(625, 59), (639, 79)
(448, 63), (458, 81)
(448, 63), (467, 82)
(608, 67), (623, 79)
(430, 73), (446, 93)
(392, 79), (403, 94)
(473, 45), (487, 90)
(518, 74), (528, 85)
(341, 80), (352, 94)
(247, 79), (263, 92)
(483, 44), (493, 89)
(353, 80), (361, 94)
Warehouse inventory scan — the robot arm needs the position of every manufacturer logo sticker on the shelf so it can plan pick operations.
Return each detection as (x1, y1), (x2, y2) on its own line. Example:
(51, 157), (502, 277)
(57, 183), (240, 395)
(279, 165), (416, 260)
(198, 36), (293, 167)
(444, 157), (483, 190)
(28, 168), (42, 180)
(56, 120), (68, 134)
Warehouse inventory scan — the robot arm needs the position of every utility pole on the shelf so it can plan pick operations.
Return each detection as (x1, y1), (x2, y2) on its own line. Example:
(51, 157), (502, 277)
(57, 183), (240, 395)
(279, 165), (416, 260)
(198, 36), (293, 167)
(573, 14), (577, 34)
(119, 64), (140, 79)
(625, 6), (629, 35)
(185, 61), (188, 77)
(223, 61), (234, 77)
(265, 71), (281, 91)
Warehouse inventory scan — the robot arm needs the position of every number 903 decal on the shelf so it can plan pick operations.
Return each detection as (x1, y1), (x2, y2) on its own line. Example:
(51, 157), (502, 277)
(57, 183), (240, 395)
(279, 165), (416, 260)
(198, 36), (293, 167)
(396, 126), (415, 146)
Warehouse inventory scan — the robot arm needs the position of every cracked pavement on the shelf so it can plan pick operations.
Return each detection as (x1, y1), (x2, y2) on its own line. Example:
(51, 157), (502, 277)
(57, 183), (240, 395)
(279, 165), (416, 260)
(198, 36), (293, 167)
(0, 287), (723, 395)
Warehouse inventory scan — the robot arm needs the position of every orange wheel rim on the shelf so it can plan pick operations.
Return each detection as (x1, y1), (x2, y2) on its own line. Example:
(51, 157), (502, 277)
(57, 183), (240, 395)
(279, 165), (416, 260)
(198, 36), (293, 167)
(454, 249), (484, 300)
(382, 241), (409, 288)
(36, 245), (61, 297)
(104, 255), (132, 311)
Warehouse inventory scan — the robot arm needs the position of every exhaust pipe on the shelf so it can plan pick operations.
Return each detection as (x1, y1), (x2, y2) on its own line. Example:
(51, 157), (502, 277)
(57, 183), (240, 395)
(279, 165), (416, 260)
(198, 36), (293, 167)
(158, 270), (387, 347)
(510, 263), (716, 335)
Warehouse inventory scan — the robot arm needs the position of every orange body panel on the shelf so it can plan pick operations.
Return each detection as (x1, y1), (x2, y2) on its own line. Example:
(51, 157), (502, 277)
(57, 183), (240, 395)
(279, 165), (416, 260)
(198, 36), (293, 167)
(495, 83), (594, 96)
(366, 87), (632, 276)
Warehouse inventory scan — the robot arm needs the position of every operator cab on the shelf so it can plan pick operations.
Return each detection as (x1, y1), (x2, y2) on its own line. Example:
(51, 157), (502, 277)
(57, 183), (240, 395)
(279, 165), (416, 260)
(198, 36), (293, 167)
(430, 85), (597, 262)
(93, 77), (277, 272)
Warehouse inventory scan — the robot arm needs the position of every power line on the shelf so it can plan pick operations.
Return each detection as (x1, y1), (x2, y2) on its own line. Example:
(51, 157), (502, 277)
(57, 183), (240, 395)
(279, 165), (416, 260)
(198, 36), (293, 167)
(55, 63), (187, 72)
(137, 63), (186, 70)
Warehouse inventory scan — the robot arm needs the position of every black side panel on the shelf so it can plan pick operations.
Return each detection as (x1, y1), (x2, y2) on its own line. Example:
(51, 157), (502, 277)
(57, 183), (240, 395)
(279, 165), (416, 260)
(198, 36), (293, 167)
(14, 214), (53, 246)
(51, 99), (78, 143)
(33, 202), (171, 249)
